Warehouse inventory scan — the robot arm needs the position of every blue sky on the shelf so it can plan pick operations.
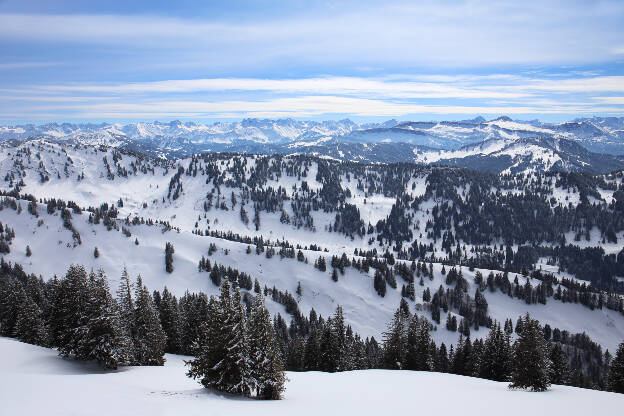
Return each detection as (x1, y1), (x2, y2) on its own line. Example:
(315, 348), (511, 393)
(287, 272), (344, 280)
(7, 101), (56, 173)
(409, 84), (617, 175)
(0, 0), (623, 124)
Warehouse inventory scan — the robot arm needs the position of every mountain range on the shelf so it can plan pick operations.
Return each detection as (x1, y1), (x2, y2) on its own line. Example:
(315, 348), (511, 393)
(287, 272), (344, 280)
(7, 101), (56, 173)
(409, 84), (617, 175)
(1, 116), (624, 173)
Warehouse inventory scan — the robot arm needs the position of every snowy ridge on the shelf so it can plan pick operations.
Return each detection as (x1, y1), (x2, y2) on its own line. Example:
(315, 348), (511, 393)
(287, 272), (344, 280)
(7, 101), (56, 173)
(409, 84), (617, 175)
(1, 117), (624, 163)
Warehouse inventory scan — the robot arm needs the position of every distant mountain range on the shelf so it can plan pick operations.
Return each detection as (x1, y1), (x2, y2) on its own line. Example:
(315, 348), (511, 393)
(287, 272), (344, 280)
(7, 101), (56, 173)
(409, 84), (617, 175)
(1, 116), (624, 173)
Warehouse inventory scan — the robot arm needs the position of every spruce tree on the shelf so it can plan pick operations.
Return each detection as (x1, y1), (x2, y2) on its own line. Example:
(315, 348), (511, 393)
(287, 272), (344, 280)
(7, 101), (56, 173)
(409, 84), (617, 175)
(186, 279), (252, 396)
(331, 306), (347, 371)
(116, 267), (135, 338)
(0, 278), (26, 337)
(382, 307), (408, 369)
(74, 270), (132, 369)
(224, 281), (252, 396)
(159, 287), (182, 354)
(15, 295), (47, 346)
(607, 340), (624, 393)
(509, 314), (551, 391)
(186, 295), (226, 391)
(133, 276), (166, 365)
(406, 315), (431, 371)
(53, 264), (90, 354)
(549, 343), (570, 385)
(304, 325), (321, 370)
(248, 293), (286, 399)
(165, 242), (174, 273)
(478, 323), (511, 381)
(318, 317), (337, 372)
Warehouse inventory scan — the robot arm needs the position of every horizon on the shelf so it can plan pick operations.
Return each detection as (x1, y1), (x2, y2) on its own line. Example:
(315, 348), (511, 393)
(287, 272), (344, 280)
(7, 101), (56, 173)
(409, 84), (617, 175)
(1, 114), (624, 128)
(1, 0), (623, 123)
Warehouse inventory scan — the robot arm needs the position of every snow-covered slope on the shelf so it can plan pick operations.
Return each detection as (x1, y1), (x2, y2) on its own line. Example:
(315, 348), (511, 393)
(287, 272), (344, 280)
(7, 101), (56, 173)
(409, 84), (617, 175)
(1, 337), (622, 416)
(1, 139), (623, 351)
(414, 136), (624, 174)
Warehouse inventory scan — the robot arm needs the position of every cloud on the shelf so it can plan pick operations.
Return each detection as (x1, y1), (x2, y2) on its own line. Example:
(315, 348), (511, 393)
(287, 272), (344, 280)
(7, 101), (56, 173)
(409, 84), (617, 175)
(1, 0), (623, 68)
(5, 94), (622, 120)
(1, 71), (623, 121)
(594, 97), (624, 105)
(30, 77), (528, 100)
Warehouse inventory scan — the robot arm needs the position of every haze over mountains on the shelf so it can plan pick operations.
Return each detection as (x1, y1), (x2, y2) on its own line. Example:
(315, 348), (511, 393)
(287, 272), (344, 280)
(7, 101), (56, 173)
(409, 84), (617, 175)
(2, 116), (623, 174)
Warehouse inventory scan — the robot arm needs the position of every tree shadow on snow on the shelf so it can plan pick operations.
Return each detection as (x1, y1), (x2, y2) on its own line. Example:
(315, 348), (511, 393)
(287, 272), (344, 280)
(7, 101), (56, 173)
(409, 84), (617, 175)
(20, 354), (132, 376)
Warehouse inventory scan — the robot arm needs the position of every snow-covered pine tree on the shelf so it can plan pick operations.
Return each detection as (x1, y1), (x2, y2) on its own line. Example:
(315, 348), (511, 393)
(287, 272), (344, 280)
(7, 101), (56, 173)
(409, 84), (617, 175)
(186, 295), (225, 390)
(248, 293), (286, 400)
(382, 307), (409, 369)
(14, 294), (47, 346)
(53, 264), (89, 355)
(331, 306), (348, 371)
(509, 313), (551, 391)
(186, 279), (252, 397)
(224, 280), (252, 396)
(0, 278), (26, 337)
(116, 267), (135, 334)
(73, 270), (133, 369)
(607, 340), (624, 393)
(133, 276), (167, 365)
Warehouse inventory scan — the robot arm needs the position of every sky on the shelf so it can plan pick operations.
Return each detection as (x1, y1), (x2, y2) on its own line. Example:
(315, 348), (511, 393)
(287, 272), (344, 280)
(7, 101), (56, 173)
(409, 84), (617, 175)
(0, 0), (623, 124)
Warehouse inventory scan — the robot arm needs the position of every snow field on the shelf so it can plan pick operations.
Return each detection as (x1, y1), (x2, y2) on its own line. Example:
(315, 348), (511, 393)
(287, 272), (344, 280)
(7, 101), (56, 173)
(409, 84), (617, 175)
(1, 337), (622, 416)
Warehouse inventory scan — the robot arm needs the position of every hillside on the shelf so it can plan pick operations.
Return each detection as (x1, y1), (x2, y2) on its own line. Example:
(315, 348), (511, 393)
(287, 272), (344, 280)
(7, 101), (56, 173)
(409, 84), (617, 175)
(1, 337), (622, 416)
(0, 139), (623, 354)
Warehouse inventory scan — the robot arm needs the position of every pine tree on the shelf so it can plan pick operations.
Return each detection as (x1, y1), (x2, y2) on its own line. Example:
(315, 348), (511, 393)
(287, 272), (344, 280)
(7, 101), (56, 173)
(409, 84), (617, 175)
(304, 325), (321, 371)
(406, 315), (431, 371)
(374, 269), (387, 297)
(509, 314), (551, 391)
(330, 306), (347, 371)
(549, 343), (570, 385)
(74, 270), (133, 369)
(116, 267), (135, 352)
(15, 295), (47, 346)
(437, 343), (450, 373)
(158, 287), (182, 354)
(133, 276), (166, 365)
(607, 340), (624, 393)
(0, 278), (26, 337)
(318, 318), (336, 372)
(248, 293), (286, 399)
(224, 281), (252, 396)
(382, 307), (408, 369)
(186, 295), (226, 391)
(186, 279), (252, 396)
(53, 264), (90, 354)
(478, 323), (511, 381)
(165, 242), (175, 273)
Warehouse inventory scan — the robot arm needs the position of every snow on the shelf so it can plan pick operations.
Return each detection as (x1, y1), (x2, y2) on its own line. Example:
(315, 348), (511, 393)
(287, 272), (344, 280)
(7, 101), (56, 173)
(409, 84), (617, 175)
(1, 140), (624, 352)
(487, 120), (555, 134)
(1, 337), (622, 416)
